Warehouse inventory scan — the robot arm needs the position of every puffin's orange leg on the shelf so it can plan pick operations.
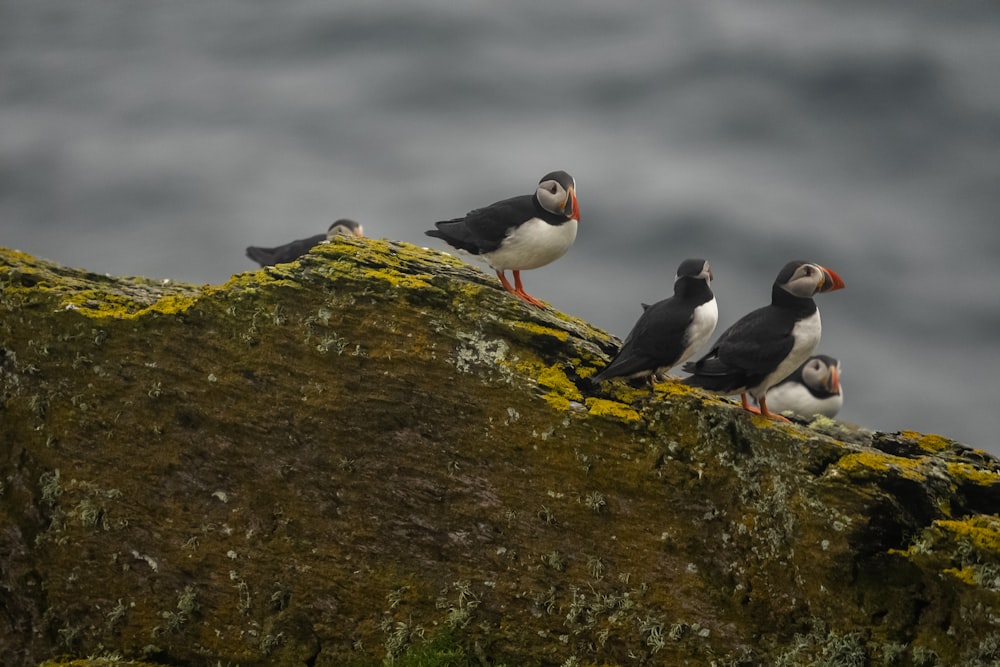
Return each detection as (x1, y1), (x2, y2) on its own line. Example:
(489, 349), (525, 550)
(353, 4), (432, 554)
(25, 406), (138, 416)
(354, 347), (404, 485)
(759, 396), (792, 423)
(741, 393), (762, 414)
(512, 270), (546, 308)
(496, 271), (517, 295)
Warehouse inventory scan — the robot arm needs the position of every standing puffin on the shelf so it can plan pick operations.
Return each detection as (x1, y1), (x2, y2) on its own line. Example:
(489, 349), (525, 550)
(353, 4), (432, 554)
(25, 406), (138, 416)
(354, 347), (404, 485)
(766, 354), (843, 419)
(246, 219), (363, 267)
(682, 260), (845, 420)
(426, 170), (579, 307)
(592, 258), (717, 384)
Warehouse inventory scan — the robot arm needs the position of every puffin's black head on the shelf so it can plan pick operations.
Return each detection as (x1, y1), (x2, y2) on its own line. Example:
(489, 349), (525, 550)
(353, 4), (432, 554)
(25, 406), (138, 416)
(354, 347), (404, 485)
(775, 260), (845, 298)
(673, 258), (713, 298)
(327, 219), (364, 240)
(676, 258), (712, 282)
(535, 170), (580, 221)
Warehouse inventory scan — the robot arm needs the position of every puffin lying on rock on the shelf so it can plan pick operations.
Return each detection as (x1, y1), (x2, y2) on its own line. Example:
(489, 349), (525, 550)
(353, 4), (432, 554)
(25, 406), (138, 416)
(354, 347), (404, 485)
(765, 354), (844, 420)
(246, 219), (363, 267)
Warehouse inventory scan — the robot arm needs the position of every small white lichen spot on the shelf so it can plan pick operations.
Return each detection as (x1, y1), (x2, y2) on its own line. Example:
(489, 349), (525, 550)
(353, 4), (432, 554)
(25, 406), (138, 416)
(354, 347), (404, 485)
(227, 550), (238, 560)
(131, 551), (158, 572)
(212, 490), (229, 503)
(821, 539), (830, 551)
(207, 374), (217, 383)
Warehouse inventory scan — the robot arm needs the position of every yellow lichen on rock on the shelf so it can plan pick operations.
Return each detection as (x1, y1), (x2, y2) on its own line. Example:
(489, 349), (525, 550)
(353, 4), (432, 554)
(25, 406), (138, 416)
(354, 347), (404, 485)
(947, 461), (1000, 486)
(935, 515), (1000, 555)
(361, 267), (434, 290)
(585, 397), (641, 423)
(913, 432), (953, 453)
(835, 450), (928, 482)
(3, 243), (1000, 667)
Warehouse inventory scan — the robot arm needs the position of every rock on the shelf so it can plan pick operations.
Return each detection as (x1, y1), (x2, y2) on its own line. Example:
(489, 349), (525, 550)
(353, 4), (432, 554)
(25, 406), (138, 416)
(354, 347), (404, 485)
(2, 240), (999, 666)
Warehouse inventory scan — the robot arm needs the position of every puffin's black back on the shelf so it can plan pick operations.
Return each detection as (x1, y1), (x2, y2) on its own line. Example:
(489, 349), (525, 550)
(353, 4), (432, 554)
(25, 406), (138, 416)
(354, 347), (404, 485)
(682, 267), (819, 392)
(426, 188), (574, 256)
(246, 233), (326, 267)
(592, 262), (714, 382)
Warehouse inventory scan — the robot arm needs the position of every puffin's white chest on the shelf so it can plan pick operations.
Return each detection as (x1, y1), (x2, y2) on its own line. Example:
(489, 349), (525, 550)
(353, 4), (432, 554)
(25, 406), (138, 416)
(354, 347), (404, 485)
(767, 382), (844, 419)
(679, 297), (718, 366)
(484, 218), (578, 271)
(753, 309), (822, 398)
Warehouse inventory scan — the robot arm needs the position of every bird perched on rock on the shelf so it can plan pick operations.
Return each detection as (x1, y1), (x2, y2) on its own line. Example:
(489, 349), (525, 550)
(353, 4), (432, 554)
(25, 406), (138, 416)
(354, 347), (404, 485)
(246, 219), (363, 267)
(425, 171), (579, 307)
(591, 258), (717, 385)
(682, 260), (845, 420)
(765, 354), (843, 420)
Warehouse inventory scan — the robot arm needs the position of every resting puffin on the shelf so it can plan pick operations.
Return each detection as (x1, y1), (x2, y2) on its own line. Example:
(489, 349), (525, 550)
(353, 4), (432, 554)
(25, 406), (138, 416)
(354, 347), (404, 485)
(246, 219), (363, 267)
(592, 258), (717, 384)
(682, 260), (845, 420)
(766, 354), (843, 419)
(426, 171), (579, 307)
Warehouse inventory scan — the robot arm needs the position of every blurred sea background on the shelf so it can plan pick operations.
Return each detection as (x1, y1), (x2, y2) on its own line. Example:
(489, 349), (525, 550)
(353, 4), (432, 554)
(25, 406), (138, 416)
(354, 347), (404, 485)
(3, 0), (999, 453)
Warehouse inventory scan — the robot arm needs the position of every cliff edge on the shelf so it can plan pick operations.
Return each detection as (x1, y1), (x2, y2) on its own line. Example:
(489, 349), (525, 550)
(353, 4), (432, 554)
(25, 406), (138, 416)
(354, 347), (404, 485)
(2, 240), (999, 666)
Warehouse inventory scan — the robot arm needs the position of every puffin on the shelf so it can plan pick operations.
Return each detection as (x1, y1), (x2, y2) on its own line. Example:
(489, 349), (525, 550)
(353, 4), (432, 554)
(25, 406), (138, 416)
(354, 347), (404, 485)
(591, 258), (717, 385)
(425, 170), (579, 307)
(246, 219), (363, 267)
(682, 260), (845, 420)
(765, 354), (843, 420)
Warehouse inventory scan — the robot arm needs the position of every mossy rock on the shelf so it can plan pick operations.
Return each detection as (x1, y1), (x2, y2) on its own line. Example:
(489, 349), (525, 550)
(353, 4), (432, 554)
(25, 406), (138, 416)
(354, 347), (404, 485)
(2, 240), (999, 667)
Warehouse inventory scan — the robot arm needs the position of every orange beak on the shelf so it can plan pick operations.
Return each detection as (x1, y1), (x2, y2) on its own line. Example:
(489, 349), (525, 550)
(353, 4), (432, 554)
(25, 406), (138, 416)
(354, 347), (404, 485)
(567, 186), (580, 221)
(818, 266), (845, 292)
(826, 365), (841, 394)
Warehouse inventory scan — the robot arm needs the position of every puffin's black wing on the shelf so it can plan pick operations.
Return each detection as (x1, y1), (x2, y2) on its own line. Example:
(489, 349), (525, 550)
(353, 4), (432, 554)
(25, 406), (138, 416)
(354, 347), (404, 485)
(246, 233), (327, 267)
(426, 194), (537, 255)
(593, 297), (692, 381)
(683, 305), (795, 391)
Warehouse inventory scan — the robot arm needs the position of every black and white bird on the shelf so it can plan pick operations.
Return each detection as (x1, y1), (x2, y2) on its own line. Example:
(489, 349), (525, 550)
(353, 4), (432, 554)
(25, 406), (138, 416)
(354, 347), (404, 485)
(682, 260), (845, 420)
(765, 354), (843, 419)
(591, 258), (717, 385)
(246, 219), (363, 267)
(425, 171), (579, 307)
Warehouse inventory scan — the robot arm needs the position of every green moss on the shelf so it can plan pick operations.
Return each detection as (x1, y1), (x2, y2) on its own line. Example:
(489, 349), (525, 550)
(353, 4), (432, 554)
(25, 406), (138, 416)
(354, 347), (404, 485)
(38, 659), (163, 667)
(5, 243), (1000, 667)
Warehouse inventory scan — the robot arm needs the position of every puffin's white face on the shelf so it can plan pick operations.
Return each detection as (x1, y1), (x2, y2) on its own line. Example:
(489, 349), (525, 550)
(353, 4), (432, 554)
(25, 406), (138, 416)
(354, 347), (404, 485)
(696, 260), (713, 284)
(780, 263), (843, 298)
(327, 220), (364, 240)
(536, 176), (578, 219)
(802, 357), (841, 394)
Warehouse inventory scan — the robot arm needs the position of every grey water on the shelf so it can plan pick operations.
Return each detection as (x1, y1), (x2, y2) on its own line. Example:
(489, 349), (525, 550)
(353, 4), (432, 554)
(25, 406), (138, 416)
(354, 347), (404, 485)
(3, 0), (999, 454)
